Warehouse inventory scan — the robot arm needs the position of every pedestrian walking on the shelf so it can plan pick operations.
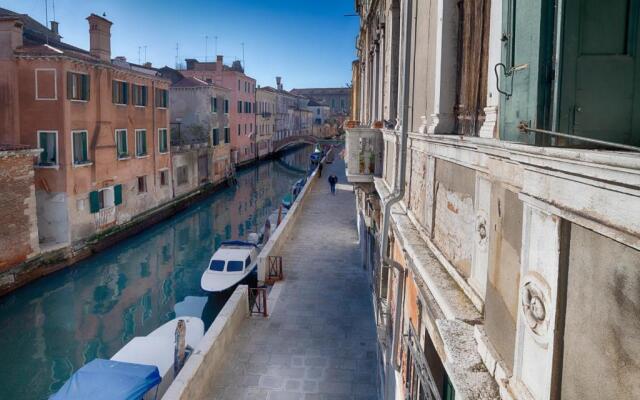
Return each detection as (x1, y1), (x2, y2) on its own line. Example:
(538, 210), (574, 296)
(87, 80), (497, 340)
(318, 162), (323, 177)
(328, 174), (338, 195)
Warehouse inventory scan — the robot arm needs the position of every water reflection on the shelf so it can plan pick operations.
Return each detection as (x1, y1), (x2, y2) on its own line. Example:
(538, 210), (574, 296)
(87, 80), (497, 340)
(0, 145), (313, 400)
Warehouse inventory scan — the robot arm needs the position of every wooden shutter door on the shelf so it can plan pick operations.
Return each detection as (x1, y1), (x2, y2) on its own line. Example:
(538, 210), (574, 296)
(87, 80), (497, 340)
(499, 0), (554, 143)
(89, 191), (100, 213)
(114, 184), (123, 205)
(455, 0), (491, 136)
(559, 0), (640, 146)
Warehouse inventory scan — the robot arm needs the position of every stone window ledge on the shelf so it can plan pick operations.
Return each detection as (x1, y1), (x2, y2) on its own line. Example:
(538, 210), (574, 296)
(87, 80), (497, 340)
(374, 177), (500, 399)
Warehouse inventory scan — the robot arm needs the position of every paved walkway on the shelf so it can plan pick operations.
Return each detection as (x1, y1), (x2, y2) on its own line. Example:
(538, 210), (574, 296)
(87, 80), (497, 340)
(206, 157), (379, 400)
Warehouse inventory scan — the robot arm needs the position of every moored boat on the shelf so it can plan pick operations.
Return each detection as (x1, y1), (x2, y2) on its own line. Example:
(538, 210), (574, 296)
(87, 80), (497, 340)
(50, 317), (204, 400)
(200, 241), (259, 292)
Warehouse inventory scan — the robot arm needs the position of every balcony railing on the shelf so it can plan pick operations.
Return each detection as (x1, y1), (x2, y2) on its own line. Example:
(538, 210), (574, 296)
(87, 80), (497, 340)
(345, 126), (383, 183)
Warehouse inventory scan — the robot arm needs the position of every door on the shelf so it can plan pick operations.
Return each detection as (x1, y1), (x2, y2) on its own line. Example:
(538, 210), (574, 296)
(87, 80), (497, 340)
(559, 0), (640, 146)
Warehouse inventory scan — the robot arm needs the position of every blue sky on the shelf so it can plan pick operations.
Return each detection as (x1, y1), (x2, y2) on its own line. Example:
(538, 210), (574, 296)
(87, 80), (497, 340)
(1, 0), (359, 88)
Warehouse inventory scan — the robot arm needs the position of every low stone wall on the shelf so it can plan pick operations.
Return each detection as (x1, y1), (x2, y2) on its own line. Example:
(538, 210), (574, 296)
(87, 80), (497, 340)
(257, 165), (320, 282)
(162, 285), (249, 400)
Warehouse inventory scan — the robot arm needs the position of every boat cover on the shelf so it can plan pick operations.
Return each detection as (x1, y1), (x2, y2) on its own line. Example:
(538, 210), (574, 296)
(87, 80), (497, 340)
(50, 358), (161, 400)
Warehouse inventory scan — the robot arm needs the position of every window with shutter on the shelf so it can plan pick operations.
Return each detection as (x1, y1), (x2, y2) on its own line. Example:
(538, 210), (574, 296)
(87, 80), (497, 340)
(224, 99), (229, 113)
(136, 130), (147, 156)
(89, 191), (100, 213)
(67, 72), (90, 101)
(116, 129), (129, 158)
(114, 184), (123, 205)
(38, 131), (57, 166)
(112, 81), (129, 104)
(498, 0), (554, 143)
(158, 128), (168, 153)
(72, 131), (90, 164)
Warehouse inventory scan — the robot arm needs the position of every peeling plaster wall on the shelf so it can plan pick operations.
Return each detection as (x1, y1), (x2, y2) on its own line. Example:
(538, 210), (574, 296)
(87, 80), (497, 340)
(484, 185), (522, 372)
(408, 149), (429, 228)
(561, 224), (640, 399)
(433, 159), (476, 278)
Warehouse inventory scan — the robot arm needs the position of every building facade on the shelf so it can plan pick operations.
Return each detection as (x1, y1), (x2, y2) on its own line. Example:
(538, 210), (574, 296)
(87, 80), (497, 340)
(181, 56), (256, 165)
(256, 87), (277, 158)
(0, 10), (172, 249)
(290, 87), (352, 117)
(160, 68), (232, 197)
(348, 1), (640, 400)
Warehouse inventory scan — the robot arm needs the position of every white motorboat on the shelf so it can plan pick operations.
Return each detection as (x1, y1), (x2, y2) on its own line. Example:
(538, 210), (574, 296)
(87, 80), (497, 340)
(201, 241), (259, 292)
(51, 316), (204, 400)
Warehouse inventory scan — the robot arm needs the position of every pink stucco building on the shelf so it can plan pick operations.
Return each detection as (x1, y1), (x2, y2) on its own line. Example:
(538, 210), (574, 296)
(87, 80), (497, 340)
(181, 56), (256, 166)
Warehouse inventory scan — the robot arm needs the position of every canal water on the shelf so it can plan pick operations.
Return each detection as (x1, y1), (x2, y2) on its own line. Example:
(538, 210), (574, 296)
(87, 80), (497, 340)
(0, 145), (313, 400)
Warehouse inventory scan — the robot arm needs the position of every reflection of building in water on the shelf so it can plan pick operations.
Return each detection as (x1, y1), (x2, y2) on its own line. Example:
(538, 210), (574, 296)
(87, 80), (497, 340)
(0, 146), (312, 400)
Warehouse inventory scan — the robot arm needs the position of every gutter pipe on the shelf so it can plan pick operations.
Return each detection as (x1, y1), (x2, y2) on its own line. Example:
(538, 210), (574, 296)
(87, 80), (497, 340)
(379, 0), (412, 370)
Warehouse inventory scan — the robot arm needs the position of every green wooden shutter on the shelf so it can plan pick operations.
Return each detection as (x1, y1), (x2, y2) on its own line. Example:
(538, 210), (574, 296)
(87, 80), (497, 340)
(112, 81), (117, 103)
(89, 191), (100, 213)
(82, 132), (88, 161)
(142, 86), (147, 105)
(124, 83), (129, 104)
(83, 74), (90, 100)
(499, 0), (554, 143)
(114, 184), (123, 206)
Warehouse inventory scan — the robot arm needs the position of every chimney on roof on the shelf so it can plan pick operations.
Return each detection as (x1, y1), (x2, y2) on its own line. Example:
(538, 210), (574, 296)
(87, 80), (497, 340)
(50, 21), (59, 35)
(87, 14), (112, 62)
(185, 58), (197, 70)
(0, 18), (23, 59)
(216, 55), (223, 73)
(276, 76), (283, 91)
(143, 62), (152, 68)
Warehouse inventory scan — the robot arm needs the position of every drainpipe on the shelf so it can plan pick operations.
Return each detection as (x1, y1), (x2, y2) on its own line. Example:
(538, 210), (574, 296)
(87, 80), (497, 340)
(379, 0), (412, 372)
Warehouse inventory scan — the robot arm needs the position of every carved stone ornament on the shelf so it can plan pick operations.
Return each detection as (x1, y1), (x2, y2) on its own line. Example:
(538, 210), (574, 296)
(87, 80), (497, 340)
(520, 272), (551, 345)
(475, 213), (488, 249)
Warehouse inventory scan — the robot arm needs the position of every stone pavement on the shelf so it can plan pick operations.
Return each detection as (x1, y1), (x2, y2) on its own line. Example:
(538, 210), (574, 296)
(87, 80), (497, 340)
(205, 157), (379, 400)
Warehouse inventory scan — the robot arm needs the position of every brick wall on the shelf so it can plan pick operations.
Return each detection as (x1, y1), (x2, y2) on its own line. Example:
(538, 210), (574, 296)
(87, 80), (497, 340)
(0, 148), (40, 273)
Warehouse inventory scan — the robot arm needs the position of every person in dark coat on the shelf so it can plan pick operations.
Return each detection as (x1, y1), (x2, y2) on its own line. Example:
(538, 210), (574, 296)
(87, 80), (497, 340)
(328, 174), (338, 195)
(318, 162), (323, 177)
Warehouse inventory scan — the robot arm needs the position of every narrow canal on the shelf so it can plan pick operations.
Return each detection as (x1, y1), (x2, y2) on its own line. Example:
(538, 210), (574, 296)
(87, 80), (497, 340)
(0, 145), (313, 400)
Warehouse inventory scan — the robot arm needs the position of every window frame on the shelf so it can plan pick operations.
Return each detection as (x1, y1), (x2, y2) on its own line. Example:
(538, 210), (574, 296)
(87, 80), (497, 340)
(137, 176), (147, 194)
(224, 99), (229, 114)
(131, 84), (148, 107)
(159, 168), (169, 186)
(112, 79), (128, 105)
(212, 128), (220, 146)
(155, 88), (168, 108)
(36, 130), (59, 168)
(115, 129), (129, 159)
(224, 126), (230, 143)
(67, 71), (90, 102)
(211, 96), (218, 113)
(158, 128), (169, 154)
(71, 129), (91, 166)
(135, 129), (148, 158)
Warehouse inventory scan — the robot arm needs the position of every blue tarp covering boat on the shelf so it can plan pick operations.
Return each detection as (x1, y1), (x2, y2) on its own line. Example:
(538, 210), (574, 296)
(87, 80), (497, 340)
(50, 359), (161, 400)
